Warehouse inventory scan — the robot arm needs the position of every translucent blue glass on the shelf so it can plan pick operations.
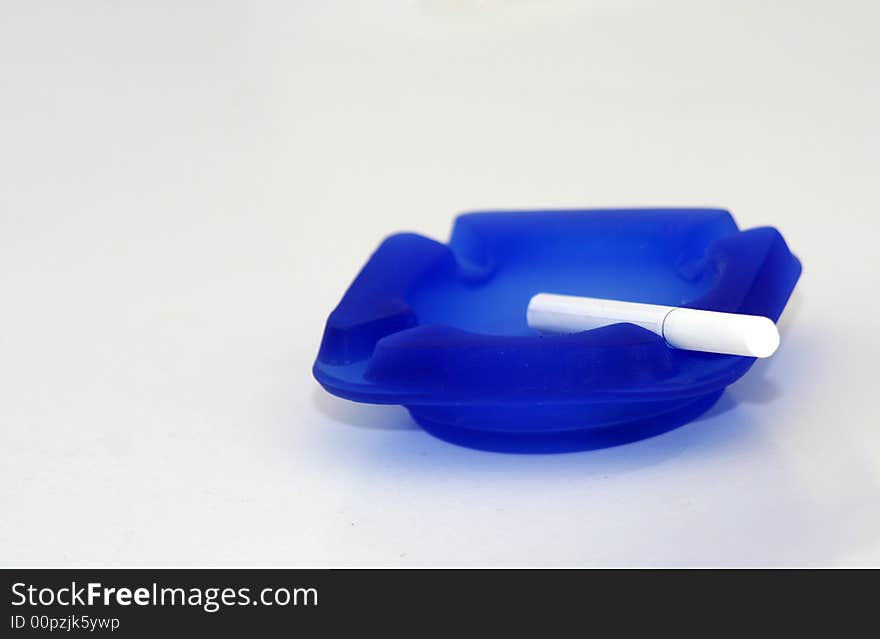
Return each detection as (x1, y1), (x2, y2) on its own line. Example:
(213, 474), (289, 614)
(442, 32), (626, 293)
(314, 209), (801, 452)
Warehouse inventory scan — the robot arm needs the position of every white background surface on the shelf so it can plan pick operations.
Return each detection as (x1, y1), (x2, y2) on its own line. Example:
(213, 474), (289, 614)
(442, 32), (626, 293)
(2, 1), (879, 566)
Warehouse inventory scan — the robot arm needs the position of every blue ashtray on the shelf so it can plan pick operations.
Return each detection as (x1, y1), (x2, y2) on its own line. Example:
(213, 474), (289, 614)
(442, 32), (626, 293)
(314, 209), (801, 453)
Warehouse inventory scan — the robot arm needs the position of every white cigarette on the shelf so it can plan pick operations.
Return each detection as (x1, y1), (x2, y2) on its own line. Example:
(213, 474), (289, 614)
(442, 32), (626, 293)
(527, 293), (780, 358)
